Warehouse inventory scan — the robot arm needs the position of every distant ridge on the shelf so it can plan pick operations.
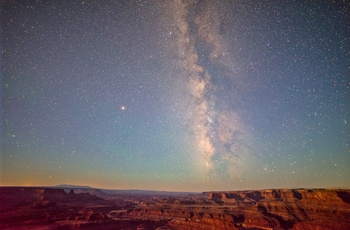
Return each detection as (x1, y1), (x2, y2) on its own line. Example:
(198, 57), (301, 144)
(55, 184), (96, 189)
(52, 185), (199, 195)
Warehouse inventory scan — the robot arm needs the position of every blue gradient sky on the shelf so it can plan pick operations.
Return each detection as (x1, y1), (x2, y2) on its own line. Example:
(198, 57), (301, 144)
(1, 0), (349, 192)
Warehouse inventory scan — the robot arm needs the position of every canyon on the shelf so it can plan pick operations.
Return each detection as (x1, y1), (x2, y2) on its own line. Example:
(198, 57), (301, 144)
(0, 186), (349, 229)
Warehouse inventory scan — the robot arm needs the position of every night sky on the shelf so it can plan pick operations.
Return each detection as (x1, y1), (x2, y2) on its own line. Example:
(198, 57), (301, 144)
(1, 0), (349, 192)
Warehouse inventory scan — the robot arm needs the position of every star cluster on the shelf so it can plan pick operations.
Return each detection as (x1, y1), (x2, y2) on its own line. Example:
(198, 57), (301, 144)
(1, 0), (349, 191)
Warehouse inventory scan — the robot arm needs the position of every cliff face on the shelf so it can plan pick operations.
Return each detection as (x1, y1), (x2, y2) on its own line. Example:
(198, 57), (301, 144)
(204, 188), (346, 201)
(196, 189), (350, 229)
(121, 189), (350, 230)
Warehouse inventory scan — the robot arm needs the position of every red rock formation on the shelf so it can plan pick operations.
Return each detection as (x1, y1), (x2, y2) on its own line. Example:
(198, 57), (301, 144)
(198, 189), (350, 229)
(1, 187), (349, 229)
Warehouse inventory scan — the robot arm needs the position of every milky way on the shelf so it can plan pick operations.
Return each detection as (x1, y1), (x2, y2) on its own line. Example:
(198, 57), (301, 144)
(169, 0), (252, 178)
(1, 0), (349, 191)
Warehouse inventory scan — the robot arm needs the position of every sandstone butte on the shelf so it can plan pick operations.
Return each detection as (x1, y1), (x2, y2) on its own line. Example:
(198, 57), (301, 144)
(0, 186), (349, 229)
